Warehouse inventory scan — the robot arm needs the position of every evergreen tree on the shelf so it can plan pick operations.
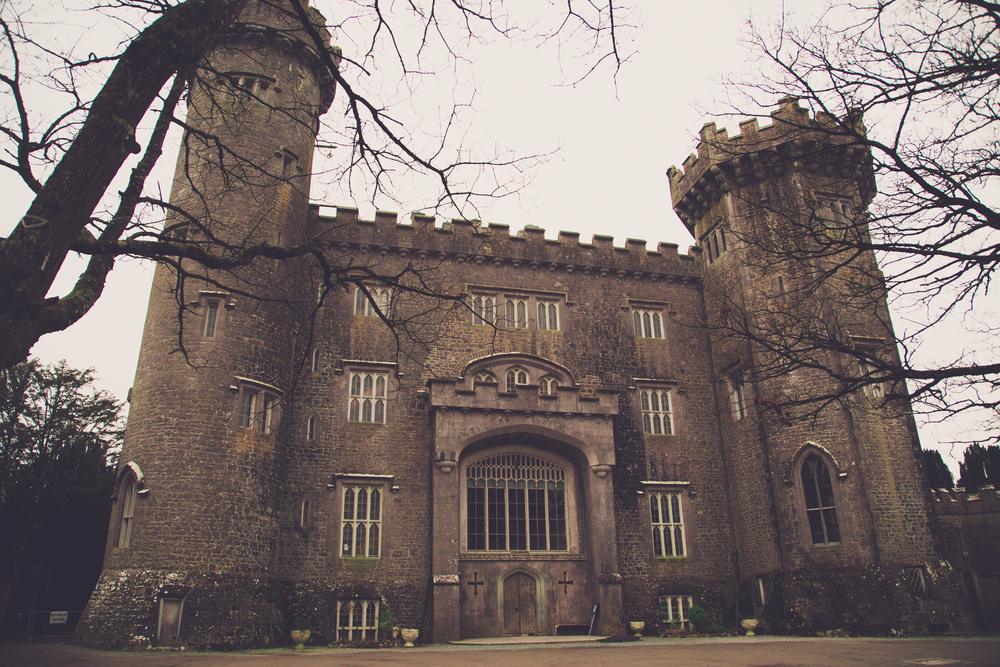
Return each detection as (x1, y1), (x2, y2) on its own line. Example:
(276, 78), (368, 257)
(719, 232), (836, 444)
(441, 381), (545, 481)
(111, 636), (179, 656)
(957, 444), (1000, 492)
(922, 449), (954, 490)
(0, 360), (123, 613)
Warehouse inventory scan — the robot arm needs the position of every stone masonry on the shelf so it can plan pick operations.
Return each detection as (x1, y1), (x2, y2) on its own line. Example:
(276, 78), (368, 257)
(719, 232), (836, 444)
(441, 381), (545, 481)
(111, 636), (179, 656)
(75, 2), (992, 650)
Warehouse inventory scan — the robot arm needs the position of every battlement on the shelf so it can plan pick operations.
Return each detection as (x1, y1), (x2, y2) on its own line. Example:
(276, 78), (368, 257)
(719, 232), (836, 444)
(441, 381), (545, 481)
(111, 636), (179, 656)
(219, 0), (341, 113)
(932, 486), (1000, 516)
(668, 97), (874, 235)
(308, 206), (702, 284)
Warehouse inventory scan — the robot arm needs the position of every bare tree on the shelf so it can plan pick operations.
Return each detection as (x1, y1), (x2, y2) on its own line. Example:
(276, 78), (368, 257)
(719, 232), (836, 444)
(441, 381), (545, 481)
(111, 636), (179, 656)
(709, 0), (1000, 442)
(0, 0), (632, 370)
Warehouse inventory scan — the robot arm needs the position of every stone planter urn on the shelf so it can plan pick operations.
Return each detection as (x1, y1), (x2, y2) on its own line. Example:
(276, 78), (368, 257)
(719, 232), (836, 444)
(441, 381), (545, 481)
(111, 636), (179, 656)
(290, 629), (311, 649)
(740, 618), (759, 636)
(629, 621), (645, 637)
(401, 628), (419, 647)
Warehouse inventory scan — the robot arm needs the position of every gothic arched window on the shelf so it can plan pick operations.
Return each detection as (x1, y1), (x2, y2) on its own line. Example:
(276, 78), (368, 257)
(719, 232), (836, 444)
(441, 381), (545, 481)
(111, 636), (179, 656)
(465, 453), (568, 552)
(800, 454), (841, 545)
(117, 473), (138, 548)
(505, 368), (529, 393)
(538, 376), (559, 396)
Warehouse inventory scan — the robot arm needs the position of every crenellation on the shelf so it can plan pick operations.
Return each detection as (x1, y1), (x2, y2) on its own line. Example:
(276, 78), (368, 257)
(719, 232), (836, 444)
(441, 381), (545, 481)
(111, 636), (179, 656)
(80, 11), (991, 645)
(309, 208), (700, 281)
(933, 486), (1000, 515)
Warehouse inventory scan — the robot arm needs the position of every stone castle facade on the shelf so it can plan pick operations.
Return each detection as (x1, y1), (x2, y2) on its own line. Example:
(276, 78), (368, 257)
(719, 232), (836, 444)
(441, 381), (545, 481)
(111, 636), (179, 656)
(76, 0), (994, 649)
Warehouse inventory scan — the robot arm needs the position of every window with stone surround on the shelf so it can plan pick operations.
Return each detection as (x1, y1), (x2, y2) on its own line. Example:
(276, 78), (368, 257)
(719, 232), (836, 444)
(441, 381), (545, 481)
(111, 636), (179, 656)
(816, 195), (854, 225)
(640, 388), (673, 435)
(538, 375), (559, 396)
(472, 294), (497, 325)
(116, 473), (137, 548)
(336, 599), (379, 641)
(197, 291), (228, 338)
(504, 367), (529, 393)
(469, 286), (565, 331)
(341, 485), (382, 558)
(728, 373), (748, 421)
(298, 497), (312, 529)
(632, 308), (663, 338)
(349, 371), (387, 423)
(226, 72), (274, 102)
(354, 286), (391, 317)
(702, 224), (728, 264)
(465, 452), (569, 553)
(537, 301), (559, 331)
(858, 358), (884, 399)
(800, 453), (841, 546)
(237, 380), (281, 434)
(203, 300), (220, 337)
(504, 297), (529, 329)
(658, 595), (693, 629)
(649, 491), (686, 557)
(473, 372), (497, 386)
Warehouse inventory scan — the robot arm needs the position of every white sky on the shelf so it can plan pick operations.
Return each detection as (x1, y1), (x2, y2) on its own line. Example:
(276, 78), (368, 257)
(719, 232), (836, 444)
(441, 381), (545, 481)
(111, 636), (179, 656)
(2, 0), (971, 475)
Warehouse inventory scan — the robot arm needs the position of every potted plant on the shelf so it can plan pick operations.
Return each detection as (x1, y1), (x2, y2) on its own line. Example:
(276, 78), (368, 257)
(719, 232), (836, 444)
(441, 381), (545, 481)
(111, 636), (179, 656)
(400, 627), (419, 647)
(290, 617), (312, 649)
(740, 617), (759, 636)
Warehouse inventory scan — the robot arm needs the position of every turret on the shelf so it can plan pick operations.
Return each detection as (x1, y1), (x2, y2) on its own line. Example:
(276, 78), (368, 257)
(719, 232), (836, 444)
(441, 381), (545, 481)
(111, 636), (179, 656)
(76, 0), (338, 649)
(668, 99), (959, 632)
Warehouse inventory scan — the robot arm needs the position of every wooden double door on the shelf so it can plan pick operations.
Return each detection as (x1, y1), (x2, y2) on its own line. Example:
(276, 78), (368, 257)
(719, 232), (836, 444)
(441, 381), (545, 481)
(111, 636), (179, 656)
(503, 572), (539, 635)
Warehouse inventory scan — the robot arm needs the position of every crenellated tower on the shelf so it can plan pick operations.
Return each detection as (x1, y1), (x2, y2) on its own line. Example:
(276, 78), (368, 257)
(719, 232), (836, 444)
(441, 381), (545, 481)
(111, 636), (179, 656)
(669, 97), (968, 632)
(76, 0), (339, 648)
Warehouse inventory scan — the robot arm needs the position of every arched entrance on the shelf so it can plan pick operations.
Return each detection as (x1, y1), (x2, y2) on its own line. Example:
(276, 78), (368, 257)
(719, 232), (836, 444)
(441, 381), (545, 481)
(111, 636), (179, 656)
(428, 354), (622, 642)
(501, 570), (540, 635)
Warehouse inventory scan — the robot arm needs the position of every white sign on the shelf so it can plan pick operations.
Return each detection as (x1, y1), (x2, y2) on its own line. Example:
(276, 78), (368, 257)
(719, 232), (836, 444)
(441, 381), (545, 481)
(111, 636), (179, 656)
(49, 611), (68, 624)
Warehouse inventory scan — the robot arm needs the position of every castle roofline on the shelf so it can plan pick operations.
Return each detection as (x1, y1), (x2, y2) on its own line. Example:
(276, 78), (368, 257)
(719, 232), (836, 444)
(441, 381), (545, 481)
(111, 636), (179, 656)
(308, 206), (702, 285)
(667, 97), (876, 235)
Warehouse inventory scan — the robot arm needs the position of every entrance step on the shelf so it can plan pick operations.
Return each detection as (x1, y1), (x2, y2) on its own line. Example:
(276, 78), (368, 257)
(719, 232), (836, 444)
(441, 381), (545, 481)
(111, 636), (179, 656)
(450, 635), (607, 645)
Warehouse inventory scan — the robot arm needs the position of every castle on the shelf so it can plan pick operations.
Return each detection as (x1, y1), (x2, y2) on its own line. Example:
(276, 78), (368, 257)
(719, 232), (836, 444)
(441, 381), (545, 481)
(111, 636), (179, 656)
(75, 0), (994, 648)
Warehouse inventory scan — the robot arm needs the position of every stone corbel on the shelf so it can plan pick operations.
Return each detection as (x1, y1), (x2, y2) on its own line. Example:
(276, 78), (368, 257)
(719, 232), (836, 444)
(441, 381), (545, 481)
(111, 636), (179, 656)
(435, 451), (458, 474)
(591, 464), (613, 478)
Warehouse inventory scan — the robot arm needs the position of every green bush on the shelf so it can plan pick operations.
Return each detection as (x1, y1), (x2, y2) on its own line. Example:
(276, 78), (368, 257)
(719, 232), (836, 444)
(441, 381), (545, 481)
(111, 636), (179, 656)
(688, 605), (708, 631)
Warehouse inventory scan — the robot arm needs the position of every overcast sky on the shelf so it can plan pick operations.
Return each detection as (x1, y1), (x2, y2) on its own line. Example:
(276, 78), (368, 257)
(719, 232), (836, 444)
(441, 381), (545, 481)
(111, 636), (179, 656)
(2, 1), (973, 473)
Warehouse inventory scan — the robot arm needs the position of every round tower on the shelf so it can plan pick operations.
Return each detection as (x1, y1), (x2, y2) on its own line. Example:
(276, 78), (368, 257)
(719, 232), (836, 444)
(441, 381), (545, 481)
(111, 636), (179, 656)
(668, 99), (963, 632)
(76, 0), (338, 649)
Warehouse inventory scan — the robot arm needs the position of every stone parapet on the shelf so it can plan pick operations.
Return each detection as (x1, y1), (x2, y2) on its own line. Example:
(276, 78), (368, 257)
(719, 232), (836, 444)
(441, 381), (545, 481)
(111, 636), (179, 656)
(309, 206), (700, 284)
(933, 486), (1000, 515)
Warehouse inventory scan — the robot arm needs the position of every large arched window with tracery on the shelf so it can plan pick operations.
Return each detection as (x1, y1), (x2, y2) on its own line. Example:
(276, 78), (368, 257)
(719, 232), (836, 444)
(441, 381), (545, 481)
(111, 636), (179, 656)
(801, 454), (841, 545)
(466, 453), (568, 552)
